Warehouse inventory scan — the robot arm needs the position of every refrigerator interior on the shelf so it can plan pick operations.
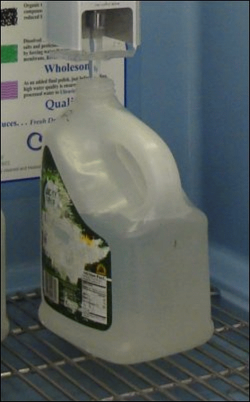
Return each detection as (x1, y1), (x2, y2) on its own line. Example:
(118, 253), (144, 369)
(1, 1), (249, 401)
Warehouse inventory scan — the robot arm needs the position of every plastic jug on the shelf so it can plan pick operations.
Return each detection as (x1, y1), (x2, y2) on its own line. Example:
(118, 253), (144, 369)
(1, 210), (9, 341)
(39, 77), (213, 364)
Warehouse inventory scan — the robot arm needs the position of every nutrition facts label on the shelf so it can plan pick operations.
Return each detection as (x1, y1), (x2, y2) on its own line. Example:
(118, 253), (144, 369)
(82, 271), (108, 325)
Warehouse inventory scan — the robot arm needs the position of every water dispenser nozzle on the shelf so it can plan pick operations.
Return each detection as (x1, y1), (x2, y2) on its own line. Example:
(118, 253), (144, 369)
(85, 10), (106, 31)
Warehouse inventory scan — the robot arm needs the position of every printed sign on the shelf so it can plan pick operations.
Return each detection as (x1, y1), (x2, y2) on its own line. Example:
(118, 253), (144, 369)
(1, 1), (124, 182)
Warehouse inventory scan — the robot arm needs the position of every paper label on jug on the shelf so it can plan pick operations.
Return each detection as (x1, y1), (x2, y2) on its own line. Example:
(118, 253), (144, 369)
(41, 146), (112, 330)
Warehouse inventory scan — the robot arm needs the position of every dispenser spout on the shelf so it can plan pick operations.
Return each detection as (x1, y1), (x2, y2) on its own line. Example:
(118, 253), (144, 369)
(86, 10), (106, 32)
(86, 11), (106, 78)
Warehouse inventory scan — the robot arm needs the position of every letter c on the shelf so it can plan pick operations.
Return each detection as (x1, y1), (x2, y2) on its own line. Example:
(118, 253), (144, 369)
(27, 132), (43, 151)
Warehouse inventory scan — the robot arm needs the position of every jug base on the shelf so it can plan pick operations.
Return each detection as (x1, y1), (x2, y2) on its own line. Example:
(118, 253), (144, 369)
(1, 318), (9, 342)
(39, 299), (214, 365)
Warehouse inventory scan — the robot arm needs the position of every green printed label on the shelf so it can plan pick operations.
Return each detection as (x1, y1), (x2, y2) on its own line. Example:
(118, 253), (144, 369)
(1, 45), (18, 63)
(41, 146), (112, 330)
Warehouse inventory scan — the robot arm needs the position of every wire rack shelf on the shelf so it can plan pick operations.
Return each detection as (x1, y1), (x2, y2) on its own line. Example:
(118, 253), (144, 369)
(1, 289), (249, 401)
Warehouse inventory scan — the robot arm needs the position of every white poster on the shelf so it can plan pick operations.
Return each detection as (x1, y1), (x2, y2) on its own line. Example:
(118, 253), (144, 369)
(1, 1), (124, 182)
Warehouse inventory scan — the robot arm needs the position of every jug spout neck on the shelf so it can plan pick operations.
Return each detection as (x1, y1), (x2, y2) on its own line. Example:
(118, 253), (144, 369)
(75, 77), (117, 104)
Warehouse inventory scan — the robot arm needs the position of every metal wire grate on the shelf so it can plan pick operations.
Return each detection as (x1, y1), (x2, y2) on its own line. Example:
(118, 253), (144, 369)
(1, 289), (249, 401)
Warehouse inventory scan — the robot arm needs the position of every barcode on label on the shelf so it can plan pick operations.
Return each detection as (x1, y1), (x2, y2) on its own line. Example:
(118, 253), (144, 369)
(44, 271), (59, 304)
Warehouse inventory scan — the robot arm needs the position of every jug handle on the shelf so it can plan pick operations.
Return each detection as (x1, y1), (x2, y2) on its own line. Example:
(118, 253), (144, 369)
(114, 125), (183, 217)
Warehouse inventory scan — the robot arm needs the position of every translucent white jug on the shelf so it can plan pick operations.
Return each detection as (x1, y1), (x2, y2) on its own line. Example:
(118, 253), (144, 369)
(1, 210), (9, 341)
(39, 77), (213, 364)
